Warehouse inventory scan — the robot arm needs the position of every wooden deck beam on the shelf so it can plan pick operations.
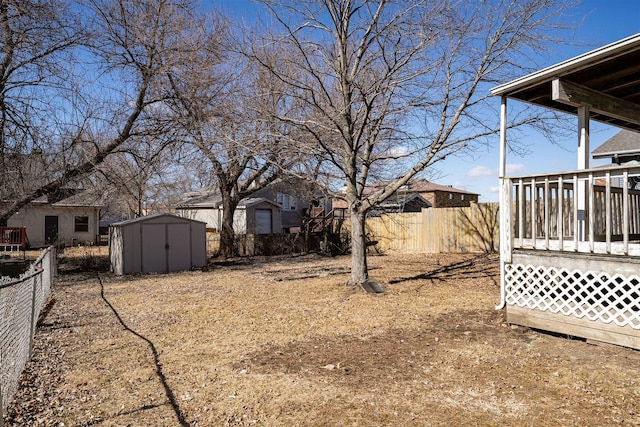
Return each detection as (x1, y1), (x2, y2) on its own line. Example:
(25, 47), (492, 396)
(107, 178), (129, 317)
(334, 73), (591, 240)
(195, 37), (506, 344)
(552, 78), (640, 126)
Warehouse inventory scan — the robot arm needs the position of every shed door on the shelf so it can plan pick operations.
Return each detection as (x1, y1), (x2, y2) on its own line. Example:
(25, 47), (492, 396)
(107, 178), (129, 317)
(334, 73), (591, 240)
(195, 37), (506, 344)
(141, 224), (167, 273)
(167, 223), (191, 271)
(255, 209), (272, 234)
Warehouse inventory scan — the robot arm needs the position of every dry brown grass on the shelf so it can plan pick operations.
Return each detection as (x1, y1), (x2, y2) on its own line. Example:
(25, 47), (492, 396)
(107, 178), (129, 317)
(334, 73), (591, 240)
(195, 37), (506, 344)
(6, 251), (640, 426)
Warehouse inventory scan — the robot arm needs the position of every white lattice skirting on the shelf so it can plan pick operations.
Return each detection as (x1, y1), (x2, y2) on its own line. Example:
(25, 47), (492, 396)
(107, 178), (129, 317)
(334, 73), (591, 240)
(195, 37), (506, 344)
(505, 263), (640, 329)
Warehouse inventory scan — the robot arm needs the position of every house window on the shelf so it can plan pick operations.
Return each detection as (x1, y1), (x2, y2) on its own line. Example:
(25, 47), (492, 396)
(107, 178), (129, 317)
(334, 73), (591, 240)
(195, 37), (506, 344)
(74, 216), (89, 232)
(276, 193), (297, 210)
(461, 194), (465, 200)
(449, 193), (453, 200)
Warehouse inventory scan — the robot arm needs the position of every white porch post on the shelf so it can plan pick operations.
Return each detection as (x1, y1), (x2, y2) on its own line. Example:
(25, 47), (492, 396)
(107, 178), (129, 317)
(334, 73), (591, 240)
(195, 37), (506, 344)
(577, 105), (590, 240)
(497, 95), (509, 310)
(499, 97), (508, 180)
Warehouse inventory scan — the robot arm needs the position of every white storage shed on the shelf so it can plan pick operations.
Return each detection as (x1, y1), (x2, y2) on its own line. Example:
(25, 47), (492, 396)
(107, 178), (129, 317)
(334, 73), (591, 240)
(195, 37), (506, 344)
(109, 214), (207, 275)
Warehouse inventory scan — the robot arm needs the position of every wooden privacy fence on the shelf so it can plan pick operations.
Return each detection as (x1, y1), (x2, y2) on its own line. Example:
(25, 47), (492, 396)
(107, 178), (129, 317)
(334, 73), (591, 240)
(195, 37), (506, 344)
(364, 203), (500, 253)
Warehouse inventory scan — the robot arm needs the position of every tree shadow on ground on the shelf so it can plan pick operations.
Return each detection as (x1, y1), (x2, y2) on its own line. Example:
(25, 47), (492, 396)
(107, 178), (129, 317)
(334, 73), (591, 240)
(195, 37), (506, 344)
(209, 253), (350, 271)
(388, 253), (499, 285)
(95, 273), (190, 427)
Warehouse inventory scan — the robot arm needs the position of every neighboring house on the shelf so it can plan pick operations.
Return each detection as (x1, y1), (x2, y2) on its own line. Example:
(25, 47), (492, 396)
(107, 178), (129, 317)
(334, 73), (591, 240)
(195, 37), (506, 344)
(176, 178), (323, 234)
(3, 191), (101, 247)
(248, 179), (320, 231)
(370, 192), (431, 216)
(396, 179), (479, 208)
(492, 34), (640, 349)
(592, 129), (640, 165)
(332, 179), (478, 217)
(592, 130), (640, 189)
(176, 192), (282, 235)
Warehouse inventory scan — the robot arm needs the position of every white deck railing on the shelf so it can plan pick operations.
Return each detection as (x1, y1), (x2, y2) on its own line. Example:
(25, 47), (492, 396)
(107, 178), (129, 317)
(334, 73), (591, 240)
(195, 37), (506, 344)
(505, 164), (640, 256)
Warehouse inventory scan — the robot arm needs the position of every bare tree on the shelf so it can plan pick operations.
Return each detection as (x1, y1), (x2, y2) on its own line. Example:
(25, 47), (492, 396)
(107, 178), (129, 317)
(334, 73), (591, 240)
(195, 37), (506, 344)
(92, 135), (176, 218)
(251, 0), (578, 288)
(0, 0), (205, 222)
(167, 22), (305, 258)
(0, 0), (84, 202)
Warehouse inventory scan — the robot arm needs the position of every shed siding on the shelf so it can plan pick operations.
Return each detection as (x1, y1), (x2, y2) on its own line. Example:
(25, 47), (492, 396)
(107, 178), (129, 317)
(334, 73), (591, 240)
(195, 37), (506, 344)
(110, 214), (206, 275)
(124, 223), (139, 273)
(191, 224), (207, 267)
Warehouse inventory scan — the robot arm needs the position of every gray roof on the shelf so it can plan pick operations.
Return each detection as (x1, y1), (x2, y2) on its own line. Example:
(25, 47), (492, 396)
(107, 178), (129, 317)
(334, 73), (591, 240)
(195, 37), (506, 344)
(592, 130), (640, 159)
(237, 197), (281, 209)
(30, 190), (101, 208)
(111, 213), (206, 227)
(177, 195), (281, 210)
(176, 192), (222, 208)
(377, 193), (432, 208)
(364, 179), (479, 196)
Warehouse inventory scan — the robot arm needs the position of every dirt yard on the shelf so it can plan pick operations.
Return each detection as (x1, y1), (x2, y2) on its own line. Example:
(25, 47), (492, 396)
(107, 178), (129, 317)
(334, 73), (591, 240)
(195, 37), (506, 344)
(5, 249), (640, 426)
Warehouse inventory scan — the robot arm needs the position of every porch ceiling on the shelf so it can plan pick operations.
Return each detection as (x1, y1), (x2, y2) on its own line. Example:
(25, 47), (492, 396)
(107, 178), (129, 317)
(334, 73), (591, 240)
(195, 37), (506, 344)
(491, 33), (640, 132)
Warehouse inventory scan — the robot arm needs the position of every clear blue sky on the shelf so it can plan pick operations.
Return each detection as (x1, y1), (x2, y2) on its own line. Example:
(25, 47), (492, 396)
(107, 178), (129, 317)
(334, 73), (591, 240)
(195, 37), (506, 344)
(448, 0), (640, 202)
(208, 0), (640, 202)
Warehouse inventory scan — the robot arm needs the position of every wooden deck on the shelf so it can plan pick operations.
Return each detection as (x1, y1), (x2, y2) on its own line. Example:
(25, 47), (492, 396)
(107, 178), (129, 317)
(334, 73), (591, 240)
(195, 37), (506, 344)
(0, 227), (27, 251)
(501, 165), (640, 350)
(494, 34), (640, 350)
(504, 248), (640, 349)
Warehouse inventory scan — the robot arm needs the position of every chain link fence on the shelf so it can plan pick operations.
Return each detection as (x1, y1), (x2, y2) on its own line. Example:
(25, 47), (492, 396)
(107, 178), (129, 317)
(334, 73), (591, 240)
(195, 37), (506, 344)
(0, 246), (56, 426)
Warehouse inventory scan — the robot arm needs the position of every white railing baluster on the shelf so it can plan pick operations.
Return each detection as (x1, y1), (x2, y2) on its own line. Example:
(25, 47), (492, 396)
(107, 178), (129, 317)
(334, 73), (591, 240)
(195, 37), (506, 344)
(505, 165), (640, 256)
(573, 174), (579, 251)
(606, 171), (612, 253)
(624, 170), (629, 255)
(518, 178), (524, 247)
(544, 177), (550, 249)
(588, 173), (595, 252)
(558, 175), (564, 250)
(531, 178), (537, 248)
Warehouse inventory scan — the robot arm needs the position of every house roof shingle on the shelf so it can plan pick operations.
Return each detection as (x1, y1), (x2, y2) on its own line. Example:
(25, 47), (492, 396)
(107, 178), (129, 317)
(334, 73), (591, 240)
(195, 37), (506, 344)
(363, 179), (478, 196)
(402, 179), (478, 196)
(592, 130), (640, 159)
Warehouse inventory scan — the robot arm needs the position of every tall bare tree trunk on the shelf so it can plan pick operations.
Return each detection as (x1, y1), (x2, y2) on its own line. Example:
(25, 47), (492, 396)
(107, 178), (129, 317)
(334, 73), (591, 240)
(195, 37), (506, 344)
(350, 208), (368, 285)
(220, 194), (239, 258)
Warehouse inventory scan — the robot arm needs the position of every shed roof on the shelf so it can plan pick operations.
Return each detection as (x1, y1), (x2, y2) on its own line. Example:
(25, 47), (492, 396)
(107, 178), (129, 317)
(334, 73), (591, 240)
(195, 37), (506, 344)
(592, 130), (640, 159)
(491, 33), (640, 132)
(111, 213), (206, 227)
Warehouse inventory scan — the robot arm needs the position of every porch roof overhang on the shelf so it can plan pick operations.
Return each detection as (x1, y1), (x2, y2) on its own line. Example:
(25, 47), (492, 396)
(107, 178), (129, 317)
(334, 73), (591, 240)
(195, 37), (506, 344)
(490, 33), (640, 132)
